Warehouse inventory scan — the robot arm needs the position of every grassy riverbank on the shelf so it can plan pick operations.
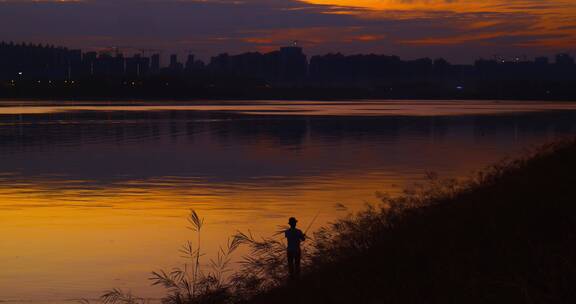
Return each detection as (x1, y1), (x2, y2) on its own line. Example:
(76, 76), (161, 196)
(246, 139), (576, 304)
(104, 139), (576, 304)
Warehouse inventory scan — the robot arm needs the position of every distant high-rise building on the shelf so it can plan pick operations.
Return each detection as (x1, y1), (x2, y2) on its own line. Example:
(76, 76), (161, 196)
(556, 53), (575, 65)
(535, 56), (549, 65)
(93, 53), (125, 78)
(83, 52), (98, 76)
(151, 54), (160, 72)
(263, 51), (280, 81)
(139, 56), (150, 76)
(68, 49), (82, 79)
(185, 54), (195, 71)
(210, 53), (230, 75)
(169, 54), (183, 71)
(125, 54), (151, 78)
(113, 54), (125, 76)
(279, 46), (307, 82)
(170, 54), (177, 66)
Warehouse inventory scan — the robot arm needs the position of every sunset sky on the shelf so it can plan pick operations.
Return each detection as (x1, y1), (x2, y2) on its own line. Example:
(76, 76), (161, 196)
(0, 0), (575, 62)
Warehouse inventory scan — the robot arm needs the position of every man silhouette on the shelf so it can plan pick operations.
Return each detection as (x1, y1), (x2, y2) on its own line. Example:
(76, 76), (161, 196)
(285, 217), (306, 280)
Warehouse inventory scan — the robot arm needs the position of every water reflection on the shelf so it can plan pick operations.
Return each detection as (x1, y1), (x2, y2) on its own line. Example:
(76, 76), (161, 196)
(1, 102), (576, 302)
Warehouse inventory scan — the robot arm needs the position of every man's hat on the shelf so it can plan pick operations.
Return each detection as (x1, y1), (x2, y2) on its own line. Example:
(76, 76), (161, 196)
(288, 217), (297, 224)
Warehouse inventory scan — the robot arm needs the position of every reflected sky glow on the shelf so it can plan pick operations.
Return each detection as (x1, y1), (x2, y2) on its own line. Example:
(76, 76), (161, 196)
(2, 100), (576, 116)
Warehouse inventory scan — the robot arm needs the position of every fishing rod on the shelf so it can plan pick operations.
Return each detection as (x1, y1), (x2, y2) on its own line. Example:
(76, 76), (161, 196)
(304, 210), (321, 235)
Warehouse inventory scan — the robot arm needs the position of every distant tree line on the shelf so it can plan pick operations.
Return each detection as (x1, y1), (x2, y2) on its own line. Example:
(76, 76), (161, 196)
(0, 41), (575, 100)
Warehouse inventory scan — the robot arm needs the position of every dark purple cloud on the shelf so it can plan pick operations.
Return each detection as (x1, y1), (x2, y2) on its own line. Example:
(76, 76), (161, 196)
(0, 0), (574, 63)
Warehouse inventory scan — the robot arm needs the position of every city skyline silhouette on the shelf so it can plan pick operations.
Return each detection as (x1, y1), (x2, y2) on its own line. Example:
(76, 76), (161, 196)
(1, 41), (575, 100)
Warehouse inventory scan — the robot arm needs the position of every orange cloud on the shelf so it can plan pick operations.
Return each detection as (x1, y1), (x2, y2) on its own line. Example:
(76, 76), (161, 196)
(301, 0), (576, 49)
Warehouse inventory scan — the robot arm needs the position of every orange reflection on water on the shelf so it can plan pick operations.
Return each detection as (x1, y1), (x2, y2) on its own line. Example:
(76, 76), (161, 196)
(0, 140), (533, 301)
(2, 100), (576, 116)
(0, 171), (409, 301)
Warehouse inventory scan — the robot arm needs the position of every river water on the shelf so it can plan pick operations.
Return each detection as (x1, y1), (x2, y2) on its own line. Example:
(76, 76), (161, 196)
(1, 100), (576, 302)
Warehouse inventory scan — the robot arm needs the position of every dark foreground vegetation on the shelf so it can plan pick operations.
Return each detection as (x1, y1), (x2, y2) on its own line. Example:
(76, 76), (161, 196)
(252, 140), (576, 304)
(102, 139), (576, 304)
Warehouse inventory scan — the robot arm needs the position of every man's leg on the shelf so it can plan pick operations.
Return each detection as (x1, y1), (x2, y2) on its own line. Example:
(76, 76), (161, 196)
(287, 251), (295, 279)
(294, 250), (301, 279)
